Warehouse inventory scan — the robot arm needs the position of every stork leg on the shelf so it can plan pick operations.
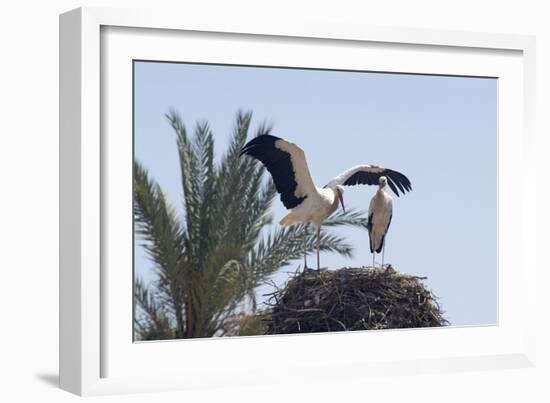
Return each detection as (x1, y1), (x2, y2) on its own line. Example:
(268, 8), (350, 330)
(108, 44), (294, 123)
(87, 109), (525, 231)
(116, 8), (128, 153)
(316, 226), (321, 271)
(372, 252), (375, 269)
(303, 225), (308, 270)
(382, 244), (385, 268)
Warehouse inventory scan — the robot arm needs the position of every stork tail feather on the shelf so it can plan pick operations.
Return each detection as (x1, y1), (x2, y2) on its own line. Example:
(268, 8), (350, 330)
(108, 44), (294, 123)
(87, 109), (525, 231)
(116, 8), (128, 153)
(279, 214), (299, 226)
(369, 230), (386, 254)
(376, 234), (386, 254)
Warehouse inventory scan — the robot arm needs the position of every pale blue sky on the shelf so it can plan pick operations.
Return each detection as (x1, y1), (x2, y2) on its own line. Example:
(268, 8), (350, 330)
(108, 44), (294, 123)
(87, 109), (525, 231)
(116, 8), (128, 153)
(134, 61), (497, 327)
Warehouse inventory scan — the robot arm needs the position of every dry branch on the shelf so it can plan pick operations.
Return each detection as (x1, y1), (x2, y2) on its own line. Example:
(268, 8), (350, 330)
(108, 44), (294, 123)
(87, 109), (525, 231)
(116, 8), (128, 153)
(264, 266), (448, 334)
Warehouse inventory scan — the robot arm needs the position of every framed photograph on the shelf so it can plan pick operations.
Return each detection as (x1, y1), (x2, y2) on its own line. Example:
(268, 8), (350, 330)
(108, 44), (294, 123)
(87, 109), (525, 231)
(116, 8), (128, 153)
(60, 7), (537, 396)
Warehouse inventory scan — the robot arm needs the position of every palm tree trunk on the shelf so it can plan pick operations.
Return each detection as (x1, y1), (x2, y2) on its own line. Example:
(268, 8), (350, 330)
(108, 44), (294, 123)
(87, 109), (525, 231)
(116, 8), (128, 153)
(186, 296), (194, 337)
(173, 296), (186, 338)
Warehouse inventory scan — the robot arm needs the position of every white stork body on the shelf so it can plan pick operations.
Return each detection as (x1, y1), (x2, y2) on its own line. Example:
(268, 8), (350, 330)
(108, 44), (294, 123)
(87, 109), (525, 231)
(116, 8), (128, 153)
(280, 186), (339, 228)
(240, 135), (411, 270)
(278, 186), (342, 270)
(367, 177), (393, 267)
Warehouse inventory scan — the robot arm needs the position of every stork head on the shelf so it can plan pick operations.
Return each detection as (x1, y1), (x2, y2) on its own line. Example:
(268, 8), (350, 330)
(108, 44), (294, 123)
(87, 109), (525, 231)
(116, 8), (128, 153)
(336, 185), (345, 213)
(379, 176), (388, 189)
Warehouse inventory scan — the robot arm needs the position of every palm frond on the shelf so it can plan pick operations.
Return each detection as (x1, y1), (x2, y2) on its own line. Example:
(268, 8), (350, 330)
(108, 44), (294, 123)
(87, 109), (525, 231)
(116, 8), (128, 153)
(323, 208), (370, 230)
(242, 181), (276, 251)
(191, 243), (247, 336)
(191, 120), (218, 265)
(133, 160), (187, 337)
(210, 111), (258, 244)
(166, 110), (201, 260)
(134, 278), (175, 340)
(246, 224), (354, 285)
(134, 110), (372, 339)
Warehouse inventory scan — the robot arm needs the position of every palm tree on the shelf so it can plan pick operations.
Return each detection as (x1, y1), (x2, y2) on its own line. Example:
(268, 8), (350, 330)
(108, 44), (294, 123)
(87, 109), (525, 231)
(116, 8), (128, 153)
(134, 110), (370, 340)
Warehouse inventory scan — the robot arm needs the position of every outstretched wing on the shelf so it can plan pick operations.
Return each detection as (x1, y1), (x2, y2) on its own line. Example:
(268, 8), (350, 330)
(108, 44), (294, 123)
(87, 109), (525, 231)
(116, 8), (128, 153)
(327, 165), (412, 197)
(240, 135), (317, 209)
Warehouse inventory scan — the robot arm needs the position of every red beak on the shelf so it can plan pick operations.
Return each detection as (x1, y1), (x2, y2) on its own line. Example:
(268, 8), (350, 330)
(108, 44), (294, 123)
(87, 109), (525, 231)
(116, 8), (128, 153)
(338, 193), (345, 213)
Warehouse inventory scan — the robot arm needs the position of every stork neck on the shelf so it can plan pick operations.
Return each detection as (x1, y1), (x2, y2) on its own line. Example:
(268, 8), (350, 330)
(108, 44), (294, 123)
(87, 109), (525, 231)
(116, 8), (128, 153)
(326, 186), (338, 199)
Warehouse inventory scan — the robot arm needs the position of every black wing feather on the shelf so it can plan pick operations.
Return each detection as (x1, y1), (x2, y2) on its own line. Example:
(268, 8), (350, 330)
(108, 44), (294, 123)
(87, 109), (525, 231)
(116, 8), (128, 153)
(386, 177), (399, 197)
(240, 135), (307, 209)
(342, 167), (412, 197)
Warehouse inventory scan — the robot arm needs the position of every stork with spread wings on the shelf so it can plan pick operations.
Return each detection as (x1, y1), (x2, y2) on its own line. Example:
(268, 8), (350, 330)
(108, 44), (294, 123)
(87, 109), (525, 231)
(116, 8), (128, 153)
(241, 134), (412, 270)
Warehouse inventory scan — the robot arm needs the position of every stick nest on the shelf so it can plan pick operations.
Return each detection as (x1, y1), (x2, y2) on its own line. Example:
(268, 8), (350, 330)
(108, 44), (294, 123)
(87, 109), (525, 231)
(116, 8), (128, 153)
(264, 266), (448, 334)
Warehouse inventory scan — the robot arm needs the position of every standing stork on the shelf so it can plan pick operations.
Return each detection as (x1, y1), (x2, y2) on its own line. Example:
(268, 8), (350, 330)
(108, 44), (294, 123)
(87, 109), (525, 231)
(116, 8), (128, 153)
(367, 176), (393, 268)
(240, 134), (411, 270)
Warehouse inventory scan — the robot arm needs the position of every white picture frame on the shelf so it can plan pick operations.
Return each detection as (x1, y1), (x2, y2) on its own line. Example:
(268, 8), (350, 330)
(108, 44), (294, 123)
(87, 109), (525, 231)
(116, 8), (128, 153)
(59, 6), (537, 396)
